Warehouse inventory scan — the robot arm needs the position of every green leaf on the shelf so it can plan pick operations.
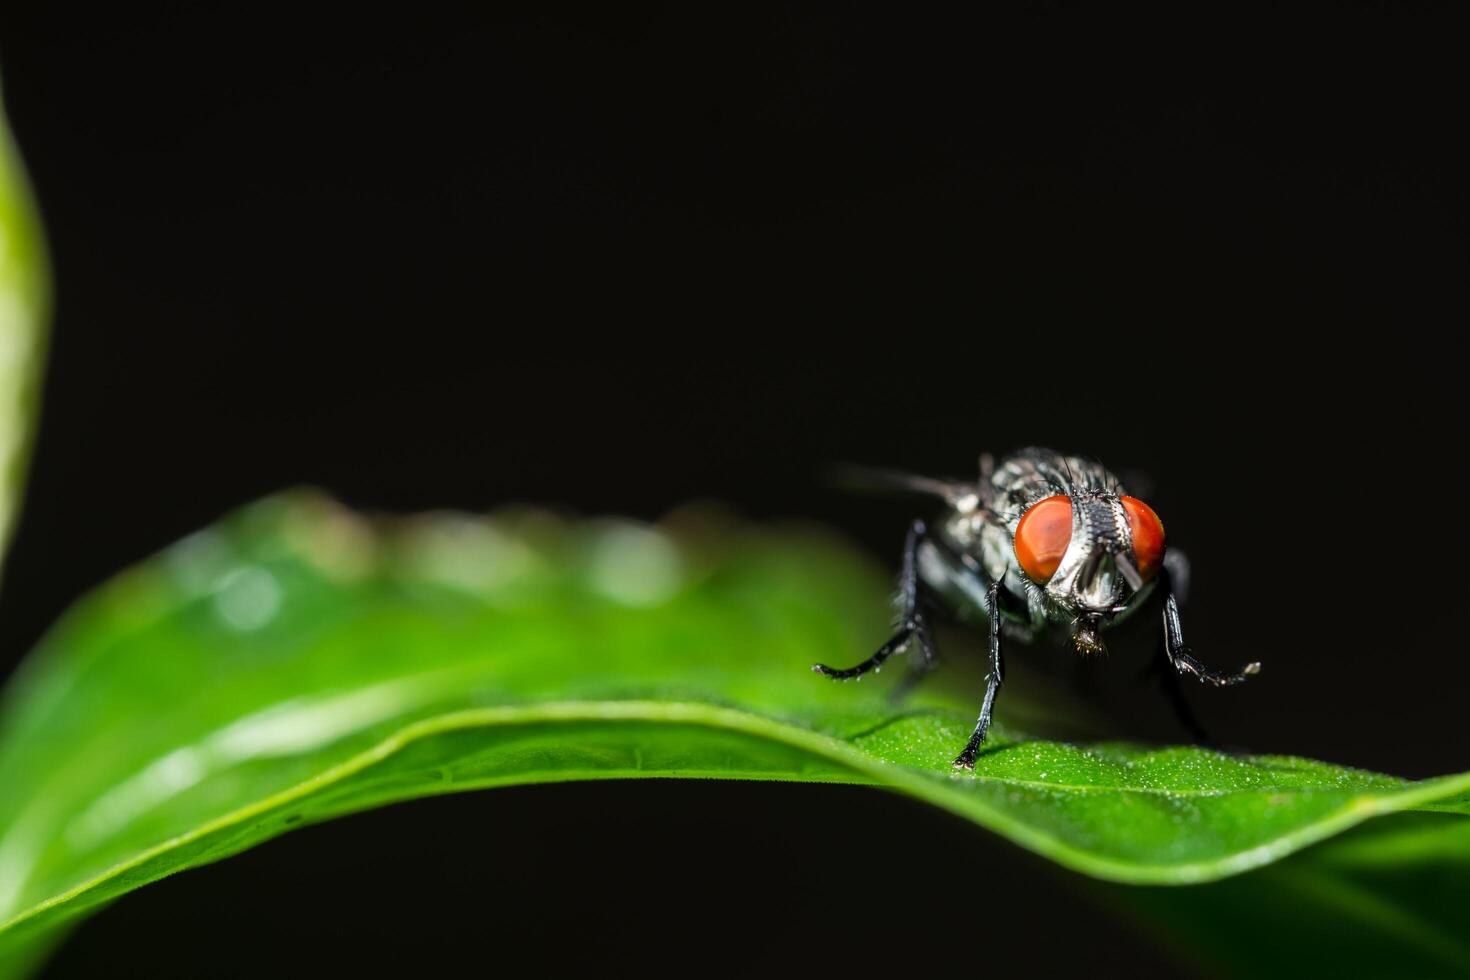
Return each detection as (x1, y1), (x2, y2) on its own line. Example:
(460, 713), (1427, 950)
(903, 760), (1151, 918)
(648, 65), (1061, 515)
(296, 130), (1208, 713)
(0, 494), (1466, 967)
(1116, 813), (1470, 978)
(0, 79), (50, 581)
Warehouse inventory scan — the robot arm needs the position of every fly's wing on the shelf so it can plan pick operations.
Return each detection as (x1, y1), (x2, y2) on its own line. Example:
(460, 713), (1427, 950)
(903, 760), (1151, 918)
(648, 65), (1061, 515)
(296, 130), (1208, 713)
(828, 463), (977, 505)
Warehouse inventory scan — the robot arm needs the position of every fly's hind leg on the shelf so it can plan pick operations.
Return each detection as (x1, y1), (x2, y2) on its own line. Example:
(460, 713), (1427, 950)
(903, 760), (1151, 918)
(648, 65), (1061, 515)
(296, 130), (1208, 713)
(887, 593), (941, 703)
(813, 519), (935, 683)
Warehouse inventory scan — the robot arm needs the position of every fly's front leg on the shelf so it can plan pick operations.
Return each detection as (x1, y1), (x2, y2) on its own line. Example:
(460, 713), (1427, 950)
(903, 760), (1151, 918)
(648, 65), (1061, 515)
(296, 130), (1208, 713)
(1161, 558), (1260, 687)
(1163, 549), (1190, 605)
(813, 519), (936, 683)
(1154, 629), (1211, 743)
(953, 579), (1005, 770)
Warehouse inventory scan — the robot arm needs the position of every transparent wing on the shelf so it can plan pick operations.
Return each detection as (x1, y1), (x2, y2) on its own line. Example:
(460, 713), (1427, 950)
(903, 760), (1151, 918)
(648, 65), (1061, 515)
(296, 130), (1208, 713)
(828, 463), (977, 505)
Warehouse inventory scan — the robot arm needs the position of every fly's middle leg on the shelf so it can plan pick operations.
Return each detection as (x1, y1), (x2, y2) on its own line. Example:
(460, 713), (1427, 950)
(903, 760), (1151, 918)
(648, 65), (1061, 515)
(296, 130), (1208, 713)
(813, 519), (937, 683)
(887, 593), (941, 703)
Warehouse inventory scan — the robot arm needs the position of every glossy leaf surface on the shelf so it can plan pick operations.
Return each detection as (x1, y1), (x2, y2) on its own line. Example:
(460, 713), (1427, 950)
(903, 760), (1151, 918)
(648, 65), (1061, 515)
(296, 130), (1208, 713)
(1, 495), (1466, 968)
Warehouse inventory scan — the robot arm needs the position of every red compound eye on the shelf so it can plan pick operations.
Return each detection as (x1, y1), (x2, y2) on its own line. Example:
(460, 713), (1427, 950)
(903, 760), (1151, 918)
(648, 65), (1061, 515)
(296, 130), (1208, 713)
(1121, 496), (1166, 581)
(1014, 495), (1073, 583)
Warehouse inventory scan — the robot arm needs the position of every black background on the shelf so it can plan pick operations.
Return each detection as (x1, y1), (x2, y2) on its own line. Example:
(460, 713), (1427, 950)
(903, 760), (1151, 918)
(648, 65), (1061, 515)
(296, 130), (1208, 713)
(0, 6), (1464, 977)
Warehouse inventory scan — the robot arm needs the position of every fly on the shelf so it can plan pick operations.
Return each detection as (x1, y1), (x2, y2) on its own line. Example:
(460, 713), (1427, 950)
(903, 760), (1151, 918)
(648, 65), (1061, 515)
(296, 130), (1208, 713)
(814, 447), (1260, 769)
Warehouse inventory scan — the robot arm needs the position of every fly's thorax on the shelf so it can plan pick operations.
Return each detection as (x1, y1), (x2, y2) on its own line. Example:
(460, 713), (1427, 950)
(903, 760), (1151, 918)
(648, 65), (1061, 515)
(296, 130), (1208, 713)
(930, 502), (1021, 598)
(938, 500), (984, 551)
(989, 448), (1119, 516)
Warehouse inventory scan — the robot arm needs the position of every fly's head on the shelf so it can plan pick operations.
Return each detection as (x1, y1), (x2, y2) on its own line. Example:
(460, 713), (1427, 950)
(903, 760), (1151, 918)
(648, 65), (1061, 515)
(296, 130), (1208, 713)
(1012, 489), (1165, 655)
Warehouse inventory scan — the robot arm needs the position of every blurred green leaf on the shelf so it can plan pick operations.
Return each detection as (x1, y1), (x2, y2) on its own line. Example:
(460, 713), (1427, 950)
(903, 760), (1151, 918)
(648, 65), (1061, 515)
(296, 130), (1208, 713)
(1118, 813), (1470, 978)
(0, 495), (1466, 969)
(0, 80), (50, 582)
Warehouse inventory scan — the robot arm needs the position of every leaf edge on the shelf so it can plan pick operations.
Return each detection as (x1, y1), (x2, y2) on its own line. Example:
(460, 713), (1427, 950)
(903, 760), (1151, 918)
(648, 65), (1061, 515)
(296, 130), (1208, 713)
(3, 697), (1469, 946)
